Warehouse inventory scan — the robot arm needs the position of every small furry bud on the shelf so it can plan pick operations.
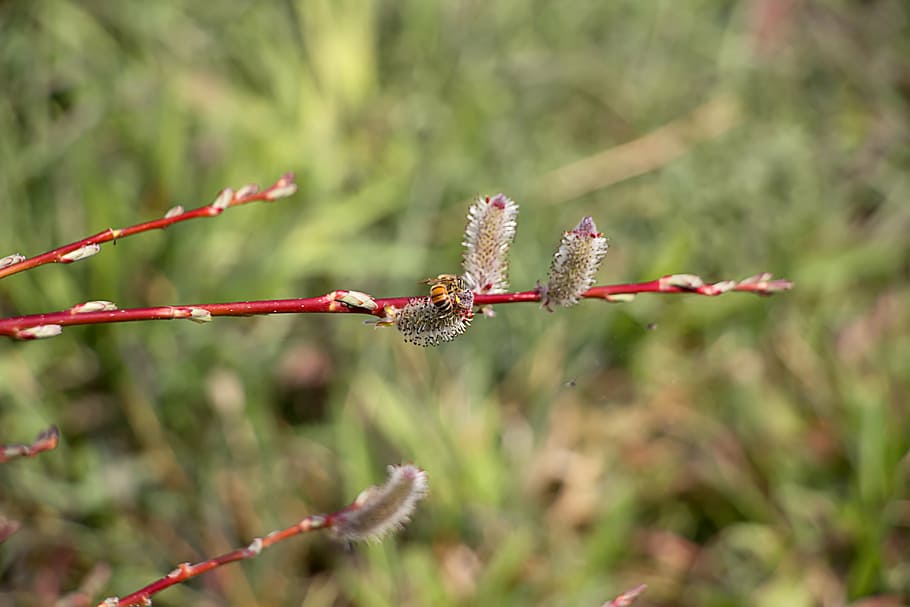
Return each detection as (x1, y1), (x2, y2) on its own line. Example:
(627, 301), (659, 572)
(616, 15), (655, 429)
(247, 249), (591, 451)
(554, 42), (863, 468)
(462, 194), (519, 294)
(739, 272), (773, 285)
(738, 273), (793, 294)
(543, 217), (608, 308)
(164, 205), (184, 219)
(17, 324), (63, 340)
(60, 244), (101, 263)
(396, 290), (474, 347)
(334, 290), (378, 311)
(246, 537), (263, 555)
(188, 308), (213, 323)
(265, 174), (298, 200)
(70, 300), (118, 314)
(704, 280), (737, 295)
(332, 464), (429, 543)
(661, 274), (705, 290)
(604, 293), (636, 303)
(235, 184), (260, 199)
(211, 188), (234, 210)
(0, 253), (25, 269)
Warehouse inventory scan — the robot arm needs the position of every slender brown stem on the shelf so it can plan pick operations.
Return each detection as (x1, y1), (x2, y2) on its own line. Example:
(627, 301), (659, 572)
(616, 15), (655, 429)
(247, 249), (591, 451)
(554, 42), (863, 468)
(0, 174), (297, 281)
(0, 425), (60, 463)
(0, 273), (792, 340)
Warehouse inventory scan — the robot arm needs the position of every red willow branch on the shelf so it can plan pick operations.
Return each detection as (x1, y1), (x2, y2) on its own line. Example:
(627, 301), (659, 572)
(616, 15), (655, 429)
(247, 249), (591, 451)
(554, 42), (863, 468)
(0, 425), (60, 463)
(0, 273), (792, 340)
(97, 464), (428, 607)
(602, 583), (647, 607)
(0, 174), (297, 281)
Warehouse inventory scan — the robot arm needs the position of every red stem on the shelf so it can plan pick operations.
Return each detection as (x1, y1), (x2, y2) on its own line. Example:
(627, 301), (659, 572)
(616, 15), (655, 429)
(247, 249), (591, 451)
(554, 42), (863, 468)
(0, 425), (60, 463)
(102, 498), (356, 606)
(0, 174), (297, 281)
(0, 274), (792, 340)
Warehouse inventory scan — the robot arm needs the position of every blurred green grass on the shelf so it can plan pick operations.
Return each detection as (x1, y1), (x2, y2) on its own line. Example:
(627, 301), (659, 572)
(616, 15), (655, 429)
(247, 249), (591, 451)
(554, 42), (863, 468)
(1, 1), (909, 605)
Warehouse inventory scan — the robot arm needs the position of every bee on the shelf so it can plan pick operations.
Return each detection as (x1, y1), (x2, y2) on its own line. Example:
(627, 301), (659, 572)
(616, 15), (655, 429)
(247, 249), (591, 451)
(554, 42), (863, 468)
(421, 274), (469, 315)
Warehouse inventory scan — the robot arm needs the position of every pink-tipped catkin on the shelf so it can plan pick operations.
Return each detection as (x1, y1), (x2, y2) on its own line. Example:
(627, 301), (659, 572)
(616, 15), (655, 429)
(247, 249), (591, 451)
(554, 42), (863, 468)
(396, 288), (474, 347)
(462, 194), (519, 294)
(333, 464), (429, 543)
(543, 216), (608, 308)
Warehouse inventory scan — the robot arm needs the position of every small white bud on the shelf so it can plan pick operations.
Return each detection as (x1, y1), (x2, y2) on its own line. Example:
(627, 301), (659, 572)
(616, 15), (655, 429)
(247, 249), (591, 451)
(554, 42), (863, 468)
(188, 308), (213, 323)
(17, 325), (63, 339)
(164, 205), (184, 218)
(211, 188), (234, 210)
(739, 272), (773, 285)
(704, 280), (737, 295)
(235, 184), (260, 199)
(604, 293), (637, 303)
(70, 300), (118, 314)
(166, 562), (192, 579)
(246, 537), (263, 555)
(264, 183), (298, 200)
(335, 290), (378, 311)
(60, 244), (101, 263)
(661, 274), (705, 289)
(0, 253), (25, 269)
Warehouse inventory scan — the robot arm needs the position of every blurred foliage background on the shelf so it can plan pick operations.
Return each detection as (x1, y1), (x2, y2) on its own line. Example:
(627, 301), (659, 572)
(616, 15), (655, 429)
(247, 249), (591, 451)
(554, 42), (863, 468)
(1, 1), (909, 605)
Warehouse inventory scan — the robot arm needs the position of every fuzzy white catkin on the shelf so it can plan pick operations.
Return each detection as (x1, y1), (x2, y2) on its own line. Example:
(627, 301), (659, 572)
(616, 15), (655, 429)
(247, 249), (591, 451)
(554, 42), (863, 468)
(461, 194), (519, 294)
(396, 289), (474, 347)
(544, 216), (608, 308)
(332, 464), (429, 543)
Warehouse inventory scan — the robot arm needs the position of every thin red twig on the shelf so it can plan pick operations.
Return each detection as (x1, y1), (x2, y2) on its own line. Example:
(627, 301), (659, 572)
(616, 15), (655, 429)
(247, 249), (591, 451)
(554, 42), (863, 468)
(601, 583), (647, 607)
(99, 513), (330, 607)
(0, 425), (60, 463)
(0, 273), (792, 340)
(98, 464), (427, 607)
(0, 174), (297, 281)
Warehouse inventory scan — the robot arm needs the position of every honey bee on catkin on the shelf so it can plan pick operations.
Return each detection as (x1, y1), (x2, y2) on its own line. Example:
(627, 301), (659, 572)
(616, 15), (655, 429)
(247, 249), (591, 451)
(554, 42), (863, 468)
(421, 274), (470, 316)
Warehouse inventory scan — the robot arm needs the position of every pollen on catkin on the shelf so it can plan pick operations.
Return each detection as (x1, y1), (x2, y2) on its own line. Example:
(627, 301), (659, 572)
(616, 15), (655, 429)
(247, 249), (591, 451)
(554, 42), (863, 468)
(543, 216), (608, 308)
(332, 464), (429, 543)
(461, 194), (519, 294)
(396, 289), (475, 347)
